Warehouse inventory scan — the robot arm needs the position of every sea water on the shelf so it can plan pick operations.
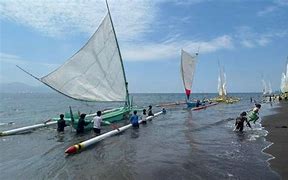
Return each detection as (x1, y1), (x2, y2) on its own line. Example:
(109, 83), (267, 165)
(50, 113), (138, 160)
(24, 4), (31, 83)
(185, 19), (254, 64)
(0, 93), (280, 179)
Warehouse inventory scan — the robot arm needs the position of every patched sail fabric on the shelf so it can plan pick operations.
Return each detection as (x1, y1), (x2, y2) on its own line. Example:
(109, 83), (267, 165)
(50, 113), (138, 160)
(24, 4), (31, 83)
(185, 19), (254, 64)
(218, 65), (227, 96)
(40, 13), (127, 102)
(181, 50), (198, 100)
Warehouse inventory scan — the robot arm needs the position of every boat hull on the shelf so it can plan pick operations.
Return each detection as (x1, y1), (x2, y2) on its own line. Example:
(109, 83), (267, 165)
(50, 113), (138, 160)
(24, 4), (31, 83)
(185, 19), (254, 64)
(192, 102), (218, 111)
(211, 96), (240, 104)
(52, 107), (131, 130)
(187, 102), (197, 108)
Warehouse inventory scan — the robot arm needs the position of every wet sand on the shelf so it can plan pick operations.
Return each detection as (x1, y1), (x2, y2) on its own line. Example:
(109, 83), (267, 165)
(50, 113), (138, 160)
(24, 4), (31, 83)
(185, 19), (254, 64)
(262, 101), (288, 179)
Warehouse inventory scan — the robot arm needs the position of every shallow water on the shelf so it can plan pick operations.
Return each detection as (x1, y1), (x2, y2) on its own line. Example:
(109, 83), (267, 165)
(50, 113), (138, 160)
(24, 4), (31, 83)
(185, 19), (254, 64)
(0, 93), (281, 179)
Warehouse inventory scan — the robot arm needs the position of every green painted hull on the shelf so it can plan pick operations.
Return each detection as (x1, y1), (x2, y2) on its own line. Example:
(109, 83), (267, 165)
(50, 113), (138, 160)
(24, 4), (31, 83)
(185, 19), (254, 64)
(52, 106), (132, 130)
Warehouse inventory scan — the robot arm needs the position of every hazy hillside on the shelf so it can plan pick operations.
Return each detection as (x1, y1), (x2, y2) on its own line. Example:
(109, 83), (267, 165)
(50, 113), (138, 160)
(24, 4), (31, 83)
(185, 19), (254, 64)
(0, 82), (52, 93)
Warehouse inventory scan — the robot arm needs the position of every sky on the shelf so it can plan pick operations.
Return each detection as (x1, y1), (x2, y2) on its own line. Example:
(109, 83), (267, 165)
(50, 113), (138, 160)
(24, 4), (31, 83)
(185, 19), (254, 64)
(0, 0), (287, 93)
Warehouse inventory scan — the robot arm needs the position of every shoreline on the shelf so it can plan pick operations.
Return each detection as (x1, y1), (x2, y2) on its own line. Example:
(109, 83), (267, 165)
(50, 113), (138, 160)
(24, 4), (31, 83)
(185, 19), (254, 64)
(262, 101), (288, 179)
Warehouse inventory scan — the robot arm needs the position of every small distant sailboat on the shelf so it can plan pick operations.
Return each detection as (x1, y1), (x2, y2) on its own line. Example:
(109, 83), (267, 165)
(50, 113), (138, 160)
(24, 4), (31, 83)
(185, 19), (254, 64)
(17, 1), (132, 130)
(280, 58), (288, 93)
(212, 62), (239, 103)
(180, 50), (218, 109)
(268, 81), (272, 95)
(261, 79), (268, 96)
(218, 64), (227, 97)
(180, 49), (198, 106)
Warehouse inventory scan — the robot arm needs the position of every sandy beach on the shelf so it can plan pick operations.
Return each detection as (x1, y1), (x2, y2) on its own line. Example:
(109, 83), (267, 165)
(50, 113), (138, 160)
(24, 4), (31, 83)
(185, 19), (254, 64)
(262, 101), (288, 179)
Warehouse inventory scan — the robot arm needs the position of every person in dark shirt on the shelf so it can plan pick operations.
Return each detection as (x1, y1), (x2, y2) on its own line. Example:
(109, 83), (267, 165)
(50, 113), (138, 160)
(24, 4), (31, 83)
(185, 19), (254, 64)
(44, 114), (67, 133)
(162, 108), (166, 114)
(234, 112), (251, 132)
(195, 100), (201, 107)
(76, 113), (90, 134)
(57, 114), (67, 132)
(148, 105), (154, 116)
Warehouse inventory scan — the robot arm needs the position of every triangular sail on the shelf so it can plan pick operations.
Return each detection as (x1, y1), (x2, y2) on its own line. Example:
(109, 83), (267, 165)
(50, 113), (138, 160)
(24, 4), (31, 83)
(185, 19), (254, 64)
(262, 79), (268, 95)
(181, 50), (198, 100)
(280, 59), (288, 93)
(223, 72), (227, 95)
(40, 13), (127, 102)
(268, 81), (272, 94)
(218, 63), (227, 96)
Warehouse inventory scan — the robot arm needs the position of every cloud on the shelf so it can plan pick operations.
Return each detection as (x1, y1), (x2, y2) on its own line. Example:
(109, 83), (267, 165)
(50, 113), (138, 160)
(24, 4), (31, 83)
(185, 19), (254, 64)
(235, 26), (288, 48)
(257, 37), (270, 46)
(122, 35), (233, 61)
(240, 40), (255, 48)
(170, 0), (210, 6)
(257, 6), (278, 16)
(0, 0), (157, 41)
(0, 52), (59, 69)
(257, 0), (288, 16)
(275, 0), (288, 6)
(0, 0), (235, 62)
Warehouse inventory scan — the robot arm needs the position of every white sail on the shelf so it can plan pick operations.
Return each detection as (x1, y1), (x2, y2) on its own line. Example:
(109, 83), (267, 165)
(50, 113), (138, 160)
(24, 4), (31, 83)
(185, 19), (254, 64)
(281, 73), (287, 93)
(262, 79), (268, 95)
(280, 60), (288, 93)
(218, 64), (227, 96)
(40, 13), (127, 102)
(268, 81), (272, 94)
(223, 72), (227, 96)
(180, 50), (198, 100)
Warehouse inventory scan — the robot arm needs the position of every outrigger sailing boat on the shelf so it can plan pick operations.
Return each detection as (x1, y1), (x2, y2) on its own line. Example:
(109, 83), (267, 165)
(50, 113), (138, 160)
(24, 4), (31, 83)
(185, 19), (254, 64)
(180, 50), (218, 109)
(180, 49), (198, 108)
(218, 64), (227, 97)
(17, 1), (132, 130)
(212, 62), (239, 103)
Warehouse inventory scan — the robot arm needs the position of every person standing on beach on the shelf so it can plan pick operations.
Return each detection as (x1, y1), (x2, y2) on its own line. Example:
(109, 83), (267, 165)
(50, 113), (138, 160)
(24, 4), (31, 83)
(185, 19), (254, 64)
(92, 111), (103, 135)
(130, 110), (139, 128)
(234, 112), (251, 132)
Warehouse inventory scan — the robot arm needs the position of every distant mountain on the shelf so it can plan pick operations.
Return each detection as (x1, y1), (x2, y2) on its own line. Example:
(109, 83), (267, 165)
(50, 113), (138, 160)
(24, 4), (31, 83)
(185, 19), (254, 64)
(0, 82), (52, 93)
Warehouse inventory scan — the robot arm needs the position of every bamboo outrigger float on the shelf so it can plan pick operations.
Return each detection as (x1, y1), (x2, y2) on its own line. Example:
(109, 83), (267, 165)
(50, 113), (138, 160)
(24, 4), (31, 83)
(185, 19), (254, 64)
(0, 121), (57, 136)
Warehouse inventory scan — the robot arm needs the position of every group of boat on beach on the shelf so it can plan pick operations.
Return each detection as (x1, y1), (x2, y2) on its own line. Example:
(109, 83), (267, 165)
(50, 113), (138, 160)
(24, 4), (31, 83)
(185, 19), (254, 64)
(1, 1), (288, 154)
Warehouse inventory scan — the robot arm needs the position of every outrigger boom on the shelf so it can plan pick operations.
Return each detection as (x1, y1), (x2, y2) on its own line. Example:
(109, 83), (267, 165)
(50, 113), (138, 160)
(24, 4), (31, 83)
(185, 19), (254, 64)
(0, 121), (57, 136)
